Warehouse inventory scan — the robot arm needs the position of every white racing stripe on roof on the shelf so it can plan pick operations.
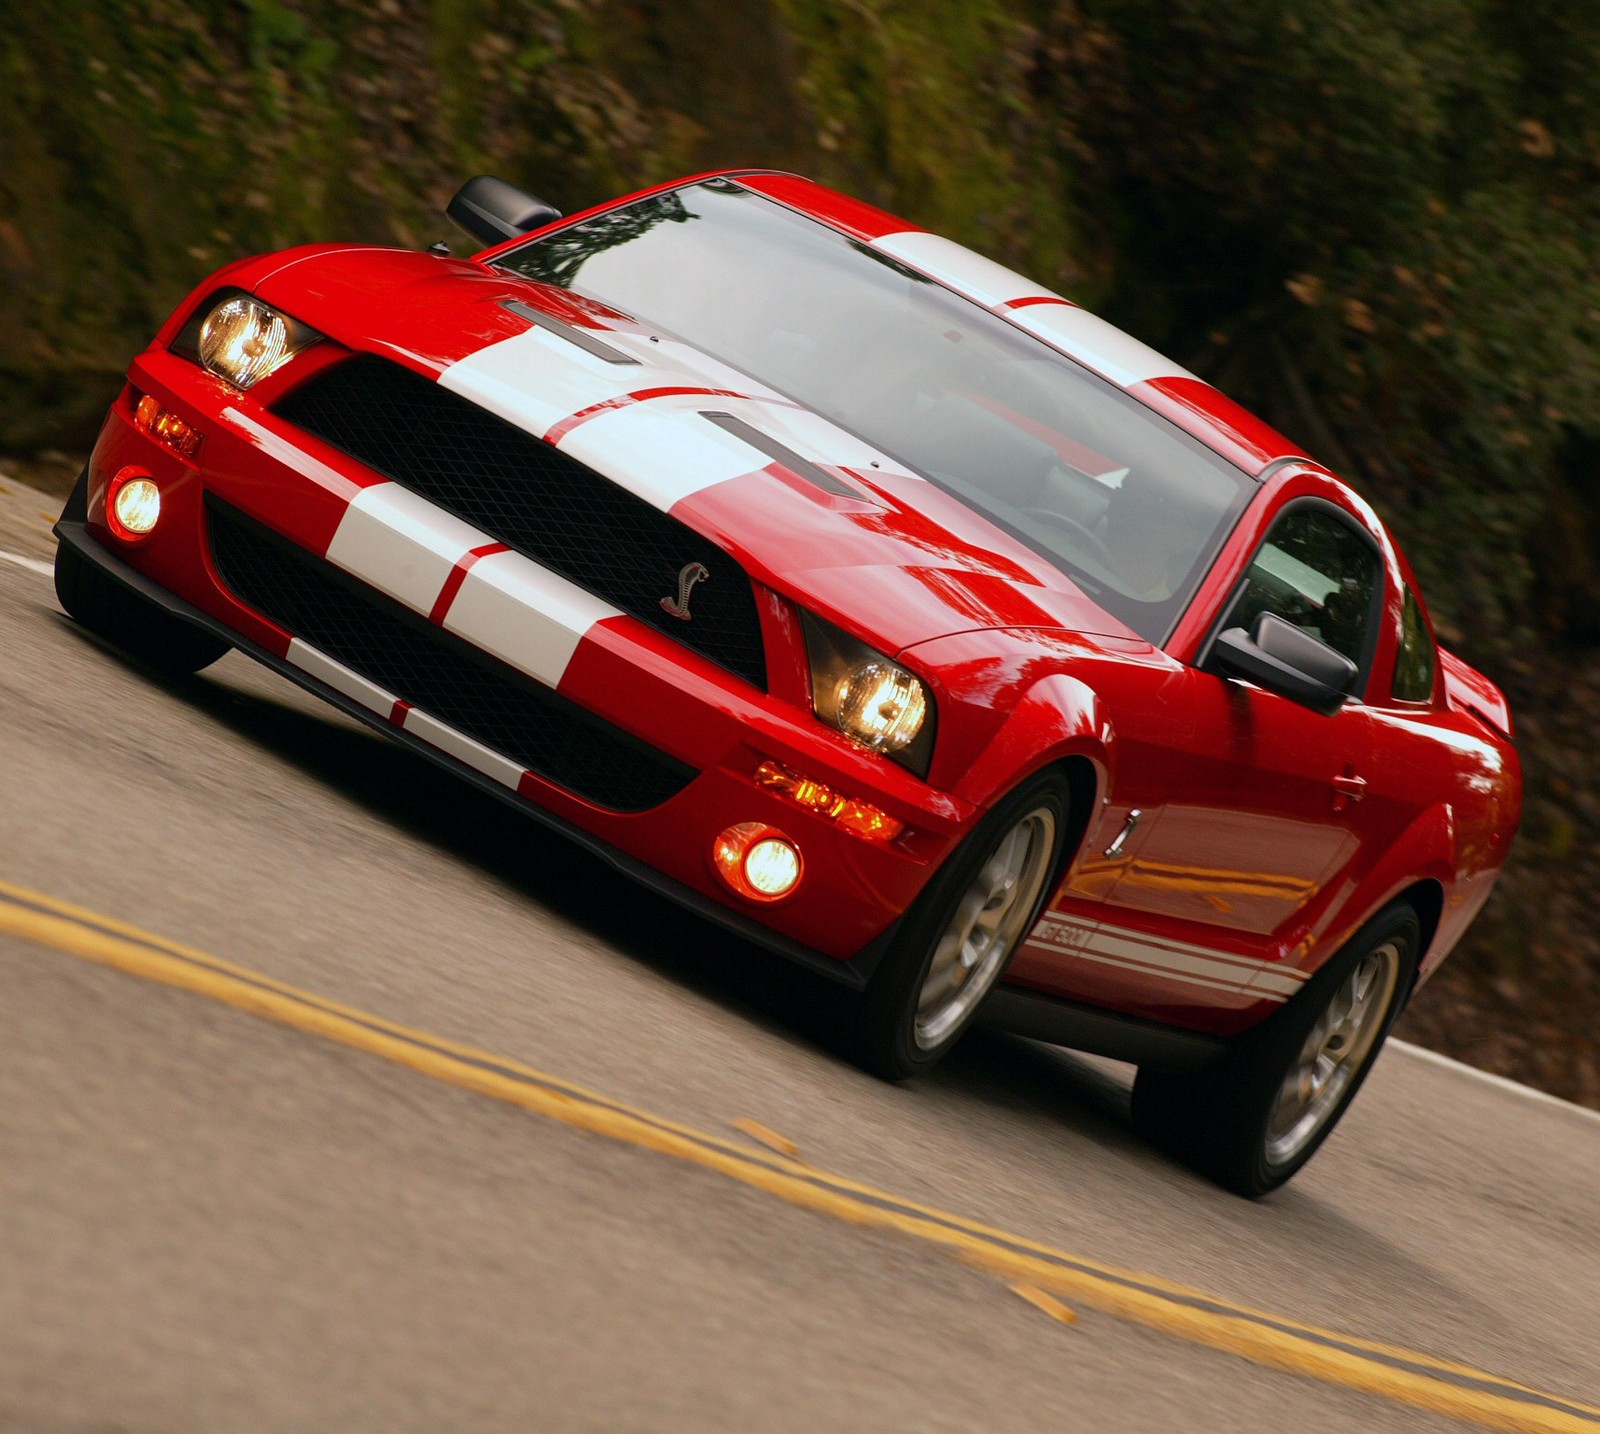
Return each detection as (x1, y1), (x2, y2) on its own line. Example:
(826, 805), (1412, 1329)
(286, 639), (398, 717)
(324, 482), (484, 612)
(1007, 304), (1198, 389)
(872, 230), (1066, 310)
(401, 707), (526, 790)
(442, 548), (620, 690)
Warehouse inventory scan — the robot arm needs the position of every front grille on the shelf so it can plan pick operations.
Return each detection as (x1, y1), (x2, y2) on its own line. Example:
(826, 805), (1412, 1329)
(274, 356), (767, 689)
(205, 497), (698, 813)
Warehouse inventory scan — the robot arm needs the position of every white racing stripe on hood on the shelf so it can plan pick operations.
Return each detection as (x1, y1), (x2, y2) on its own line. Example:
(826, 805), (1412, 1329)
(439, 323), (643, 439)
(872, 230), (1066, 310)
(437, 299), (920, 511)
(720, 401), (918, 484)
(556, 403), (767, 510)
(442, 548), (621, 690)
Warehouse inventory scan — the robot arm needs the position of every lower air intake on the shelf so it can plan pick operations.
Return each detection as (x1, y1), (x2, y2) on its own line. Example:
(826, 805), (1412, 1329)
(205, 496), (699, 813)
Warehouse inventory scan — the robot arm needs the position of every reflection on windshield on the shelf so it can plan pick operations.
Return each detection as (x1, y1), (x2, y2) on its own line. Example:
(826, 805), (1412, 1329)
(499, 178), (1253, 642)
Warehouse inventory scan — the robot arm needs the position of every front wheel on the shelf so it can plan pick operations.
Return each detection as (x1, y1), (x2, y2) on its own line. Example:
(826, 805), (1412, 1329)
(851, 771), (1071, 1080)
(1131, 902), (1420, 1197)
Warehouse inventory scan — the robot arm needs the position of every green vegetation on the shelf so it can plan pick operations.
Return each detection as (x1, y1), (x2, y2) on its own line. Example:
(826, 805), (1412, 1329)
(2, 0), (1595, 1098)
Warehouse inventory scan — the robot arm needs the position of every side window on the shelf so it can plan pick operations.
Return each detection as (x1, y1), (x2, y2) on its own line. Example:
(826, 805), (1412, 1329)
(1221, 506), (1383, 680)
(1392, 586), (1437, 702)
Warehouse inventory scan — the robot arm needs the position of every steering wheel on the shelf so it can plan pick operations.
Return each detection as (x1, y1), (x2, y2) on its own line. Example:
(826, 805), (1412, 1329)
(1022, 507), (1116, 571)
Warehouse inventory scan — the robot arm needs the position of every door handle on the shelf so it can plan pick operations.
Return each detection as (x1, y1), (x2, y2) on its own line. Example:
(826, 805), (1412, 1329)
(1104, 808), (1142, 859)
(1331, 771), (1367, 809)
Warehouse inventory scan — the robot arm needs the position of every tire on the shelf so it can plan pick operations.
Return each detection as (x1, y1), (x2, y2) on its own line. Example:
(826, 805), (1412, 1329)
(1131, 902), (1420, 1197)
(54, 477), (230, 677)
(851, 770), (1072, 1081)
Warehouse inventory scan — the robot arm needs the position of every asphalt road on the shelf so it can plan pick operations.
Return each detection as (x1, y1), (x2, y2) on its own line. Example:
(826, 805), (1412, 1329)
(3, 474), (1598, 1433)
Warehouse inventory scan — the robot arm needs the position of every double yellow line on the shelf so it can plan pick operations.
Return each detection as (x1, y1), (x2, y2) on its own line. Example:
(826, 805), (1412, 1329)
(3, 876), (1596, 1433)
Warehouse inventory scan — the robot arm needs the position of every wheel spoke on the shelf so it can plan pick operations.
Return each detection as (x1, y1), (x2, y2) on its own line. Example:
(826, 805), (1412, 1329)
(1264, 939), (1403, 1166)
(912, 807), (1057, 1051)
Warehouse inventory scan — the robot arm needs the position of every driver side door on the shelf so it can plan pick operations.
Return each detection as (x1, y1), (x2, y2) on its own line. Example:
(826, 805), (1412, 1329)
(1047, 499), (1388, 1024)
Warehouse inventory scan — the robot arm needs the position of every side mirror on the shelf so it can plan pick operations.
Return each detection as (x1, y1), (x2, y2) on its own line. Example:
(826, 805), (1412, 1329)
(446, 176), (562, 248)
(1211, 612), (1357, 716)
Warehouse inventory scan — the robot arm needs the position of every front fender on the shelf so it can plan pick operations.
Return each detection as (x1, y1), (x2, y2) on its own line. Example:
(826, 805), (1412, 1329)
(901, 626), (1167, 814)
(950, 672), (1112, 812)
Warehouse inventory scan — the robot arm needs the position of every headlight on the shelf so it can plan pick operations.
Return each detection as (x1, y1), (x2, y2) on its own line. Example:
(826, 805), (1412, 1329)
(174, 291), (321, 389)
(802, 611), (935, 776)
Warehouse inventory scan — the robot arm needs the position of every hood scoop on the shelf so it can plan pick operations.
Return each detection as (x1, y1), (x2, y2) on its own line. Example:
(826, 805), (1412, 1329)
(699, 410), (871, 501)
(499, 298), (640, 365)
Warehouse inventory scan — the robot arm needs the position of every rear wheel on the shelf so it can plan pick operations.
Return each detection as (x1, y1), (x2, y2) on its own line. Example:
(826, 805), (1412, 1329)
(54, 477), (230, 676)
(1131, 902), (1419, 1196)
(852, 771), (1070, 1080)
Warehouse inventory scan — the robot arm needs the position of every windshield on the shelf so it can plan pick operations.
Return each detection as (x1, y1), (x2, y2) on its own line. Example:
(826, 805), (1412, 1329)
(498, 177), (1253, 642)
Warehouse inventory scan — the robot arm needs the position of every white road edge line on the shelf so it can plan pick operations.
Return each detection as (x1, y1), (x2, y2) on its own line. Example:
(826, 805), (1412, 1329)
(1391, 1040), (1600, 1125)
(1, 547), (54, 577)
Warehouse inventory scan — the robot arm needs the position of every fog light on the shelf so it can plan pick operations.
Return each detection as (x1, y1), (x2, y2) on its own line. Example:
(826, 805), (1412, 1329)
(133, 393), (203, 459)
(107, 469), (161, 541)
(712, 822), (803, 902)
(745, 838), (801, 896)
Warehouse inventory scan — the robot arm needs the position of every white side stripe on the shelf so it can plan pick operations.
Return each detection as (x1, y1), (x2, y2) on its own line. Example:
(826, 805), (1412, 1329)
(401, 707), (525, 791)
(325, 483), (483, 614)
(443, 548), (620, 690)
(1032, 937), (1287, 1003)
(871, 230), (1066, 310)
(1035, 916), (1303, 979)
(1007, 305), (1198, 389)
(1034, 917), (1307, 998)
(286, 639), (398, 717)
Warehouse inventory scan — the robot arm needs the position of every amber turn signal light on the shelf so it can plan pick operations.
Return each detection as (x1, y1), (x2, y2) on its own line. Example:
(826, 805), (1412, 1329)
(134, 393), (204, 459)
(754, 760), (905, 842)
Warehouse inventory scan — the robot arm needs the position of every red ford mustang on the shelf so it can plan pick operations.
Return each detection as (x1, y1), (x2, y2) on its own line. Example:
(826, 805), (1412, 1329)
(55, 170), (1521, 1194)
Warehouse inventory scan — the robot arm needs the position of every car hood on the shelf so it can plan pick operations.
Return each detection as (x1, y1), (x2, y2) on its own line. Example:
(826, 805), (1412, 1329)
(256, 246), (1139, 654)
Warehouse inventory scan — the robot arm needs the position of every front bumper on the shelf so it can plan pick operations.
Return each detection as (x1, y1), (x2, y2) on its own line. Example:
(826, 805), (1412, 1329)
(72, 345), (979, 977)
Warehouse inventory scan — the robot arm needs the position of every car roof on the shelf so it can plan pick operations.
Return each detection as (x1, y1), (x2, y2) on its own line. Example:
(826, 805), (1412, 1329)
(716, 170), (1310, 481)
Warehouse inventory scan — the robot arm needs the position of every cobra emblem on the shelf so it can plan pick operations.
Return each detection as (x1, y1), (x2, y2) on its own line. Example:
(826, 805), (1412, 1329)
(660, 561), (711, 620)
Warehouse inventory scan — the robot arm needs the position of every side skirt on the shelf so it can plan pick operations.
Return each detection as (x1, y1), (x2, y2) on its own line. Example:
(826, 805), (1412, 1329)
(980, 986), (1230, 1072)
